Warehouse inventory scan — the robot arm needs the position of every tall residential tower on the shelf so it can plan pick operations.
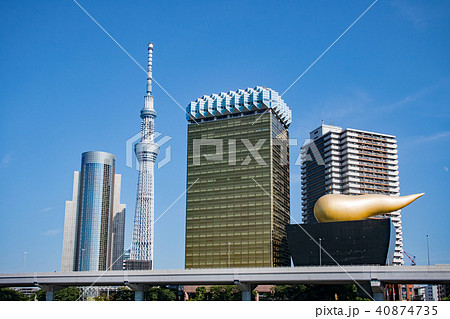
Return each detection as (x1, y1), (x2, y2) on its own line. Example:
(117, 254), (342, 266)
(127, 43), (160, 270)
(61, 151), (126, 271)
(185, 87), (292, 268)
(301, 124), (403, 265)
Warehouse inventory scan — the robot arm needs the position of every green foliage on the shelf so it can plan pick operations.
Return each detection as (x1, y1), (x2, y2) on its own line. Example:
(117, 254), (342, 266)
(355, 296), (373, 301)
(30, 287), (81, 301)
(110, 286), (177, 301)
(270, 284), (306, 301)
(269, 284), (367, 301)
(93, 295), (110, 301)
(110, 287), (134, 301)
(210, 285), (241, 301)
(192, 285), (255, 301)
(145, 287), (177, 301)
(54, 287), (81, 301)
(194, 286), (207, 301)
(32, 289), (46, 301)
(0, 288), (29, 301)
(442, 295), (450, 301)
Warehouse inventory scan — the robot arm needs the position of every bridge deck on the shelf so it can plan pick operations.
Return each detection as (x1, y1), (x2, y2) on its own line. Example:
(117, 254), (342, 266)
(1, 265), (450, 288)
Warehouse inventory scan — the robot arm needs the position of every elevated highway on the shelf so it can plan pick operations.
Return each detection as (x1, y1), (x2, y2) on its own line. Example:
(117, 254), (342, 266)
(1, 265), (449, 301)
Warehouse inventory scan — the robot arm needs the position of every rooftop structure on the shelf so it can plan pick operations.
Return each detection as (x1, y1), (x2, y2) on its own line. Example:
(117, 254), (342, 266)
(187, 86), (292, 127)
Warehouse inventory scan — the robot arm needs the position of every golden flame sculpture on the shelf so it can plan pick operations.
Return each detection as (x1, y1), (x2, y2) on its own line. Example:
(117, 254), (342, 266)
(314, 193), (424, 223)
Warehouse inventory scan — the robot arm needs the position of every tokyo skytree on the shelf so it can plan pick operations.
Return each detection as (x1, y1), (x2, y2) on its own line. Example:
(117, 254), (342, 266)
(128, 43), (160, 270)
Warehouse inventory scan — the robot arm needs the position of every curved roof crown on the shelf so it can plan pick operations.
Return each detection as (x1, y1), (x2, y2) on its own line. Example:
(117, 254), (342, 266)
(187, 86), (292, 127)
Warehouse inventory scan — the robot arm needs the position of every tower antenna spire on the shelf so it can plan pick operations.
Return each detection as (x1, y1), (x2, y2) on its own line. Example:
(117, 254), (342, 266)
(147, 42), (153, 95)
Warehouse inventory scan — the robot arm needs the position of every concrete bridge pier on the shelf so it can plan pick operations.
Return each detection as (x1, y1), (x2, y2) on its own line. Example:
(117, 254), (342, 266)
(125, 283), (149, 301)
(370, 280), (385, 301)
(235, 282), (256, 301)
(135, 290), (144, 301)
(36, 284), (65, 301)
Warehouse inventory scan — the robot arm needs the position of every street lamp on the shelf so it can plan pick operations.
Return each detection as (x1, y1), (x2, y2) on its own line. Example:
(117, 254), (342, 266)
(319, 238), (322, 266)
(23, 252), (27, 273)
(426, 234), (430, 266)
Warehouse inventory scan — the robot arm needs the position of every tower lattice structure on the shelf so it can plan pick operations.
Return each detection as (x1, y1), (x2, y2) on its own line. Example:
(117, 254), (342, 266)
(129, 43), (159, 270)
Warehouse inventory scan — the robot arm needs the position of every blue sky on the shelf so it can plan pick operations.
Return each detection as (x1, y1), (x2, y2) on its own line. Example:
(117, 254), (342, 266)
(0, 0), (449, 273)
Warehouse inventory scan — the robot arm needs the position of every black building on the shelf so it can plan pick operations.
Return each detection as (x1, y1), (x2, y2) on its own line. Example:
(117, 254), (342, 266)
(287, 219), (396, 266)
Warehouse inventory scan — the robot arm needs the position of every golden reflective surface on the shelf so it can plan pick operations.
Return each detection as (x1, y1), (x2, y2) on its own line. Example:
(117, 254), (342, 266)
(314, 193), (424, 223)
(185, 113), (291, 268)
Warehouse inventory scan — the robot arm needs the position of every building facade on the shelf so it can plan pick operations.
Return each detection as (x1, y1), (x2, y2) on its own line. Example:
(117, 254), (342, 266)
(425, 285), (439, 301)
(438, 284), (450, 300)
(61, 151), (126, 271)
(301, 124), (403, 265)
(128, 43), (160, 270)
(401, 284), (415, 301)
(185, 86), (291, 268)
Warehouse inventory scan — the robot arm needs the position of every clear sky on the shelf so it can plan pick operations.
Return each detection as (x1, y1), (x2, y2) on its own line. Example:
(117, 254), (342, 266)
(0, 0), (449, 273)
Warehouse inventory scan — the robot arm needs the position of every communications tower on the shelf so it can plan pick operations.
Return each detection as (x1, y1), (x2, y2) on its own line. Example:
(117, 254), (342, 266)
(128, 43), (159, 270)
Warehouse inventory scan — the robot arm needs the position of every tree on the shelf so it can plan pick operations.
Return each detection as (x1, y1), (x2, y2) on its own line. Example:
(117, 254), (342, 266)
(30, 287), (81, 301)
(145, 287), (177, 301)
(269, 284), (368, 301)
(110, 287), (134, 301)
(0, 288), (29, 301)
(109, 286), (177, 301)
(93, 295), (110, 301)
(54, 287), (81, 301)
(210, 285), (241, 301)
(194, 286), (207, 301)
(32, 289), (46, 301)
(442, 295), (450, 301)
(270, 284), (307, 301)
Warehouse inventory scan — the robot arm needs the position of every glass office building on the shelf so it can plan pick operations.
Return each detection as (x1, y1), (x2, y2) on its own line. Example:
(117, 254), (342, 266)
(185, 87), (292, 268)
(61, 151), (126, 271)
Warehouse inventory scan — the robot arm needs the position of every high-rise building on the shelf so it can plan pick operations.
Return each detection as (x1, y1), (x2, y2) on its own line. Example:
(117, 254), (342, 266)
(128, 43), (160, 270)
(185, 86), (292, 268)
(61, 151), (126, 271)
(301, 123), (403, 265)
